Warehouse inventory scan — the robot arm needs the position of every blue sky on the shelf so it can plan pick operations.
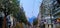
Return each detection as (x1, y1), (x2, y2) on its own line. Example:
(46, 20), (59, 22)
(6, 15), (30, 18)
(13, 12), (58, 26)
(20, 0), (42, 18)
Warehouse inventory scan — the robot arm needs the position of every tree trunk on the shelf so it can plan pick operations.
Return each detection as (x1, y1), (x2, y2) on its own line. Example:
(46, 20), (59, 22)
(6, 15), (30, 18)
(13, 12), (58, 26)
(3, 16), (7, 28)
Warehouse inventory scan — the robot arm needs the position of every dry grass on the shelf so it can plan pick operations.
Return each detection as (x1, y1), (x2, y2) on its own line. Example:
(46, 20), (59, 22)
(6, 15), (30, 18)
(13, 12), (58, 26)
(15, 22), (24, 28)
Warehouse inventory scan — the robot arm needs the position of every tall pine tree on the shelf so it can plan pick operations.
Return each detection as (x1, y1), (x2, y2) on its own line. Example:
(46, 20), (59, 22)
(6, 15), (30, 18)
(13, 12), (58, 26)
(16, 6), (27, 24)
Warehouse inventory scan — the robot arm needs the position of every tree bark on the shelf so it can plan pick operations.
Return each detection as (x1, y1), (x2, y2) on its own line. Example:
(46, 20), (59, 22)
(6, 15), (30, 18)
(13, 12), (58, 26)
(3, 16), (7, 28)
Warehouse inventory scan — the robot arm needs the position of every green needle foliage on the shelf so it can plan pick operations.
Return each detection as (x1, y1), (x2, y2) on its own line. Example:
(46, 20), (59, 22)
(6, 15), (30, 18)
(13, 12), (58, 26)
(33, 18), (38, 25)
(0, 0), (19, 16)
(16, 7), (27, 24)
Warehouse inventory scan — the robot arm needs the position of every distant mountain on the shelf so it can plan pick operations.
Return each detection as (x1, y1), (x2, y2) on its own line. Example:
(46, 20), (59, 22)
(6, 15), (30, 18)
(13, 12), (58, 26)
(28, 16), (36, 24)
